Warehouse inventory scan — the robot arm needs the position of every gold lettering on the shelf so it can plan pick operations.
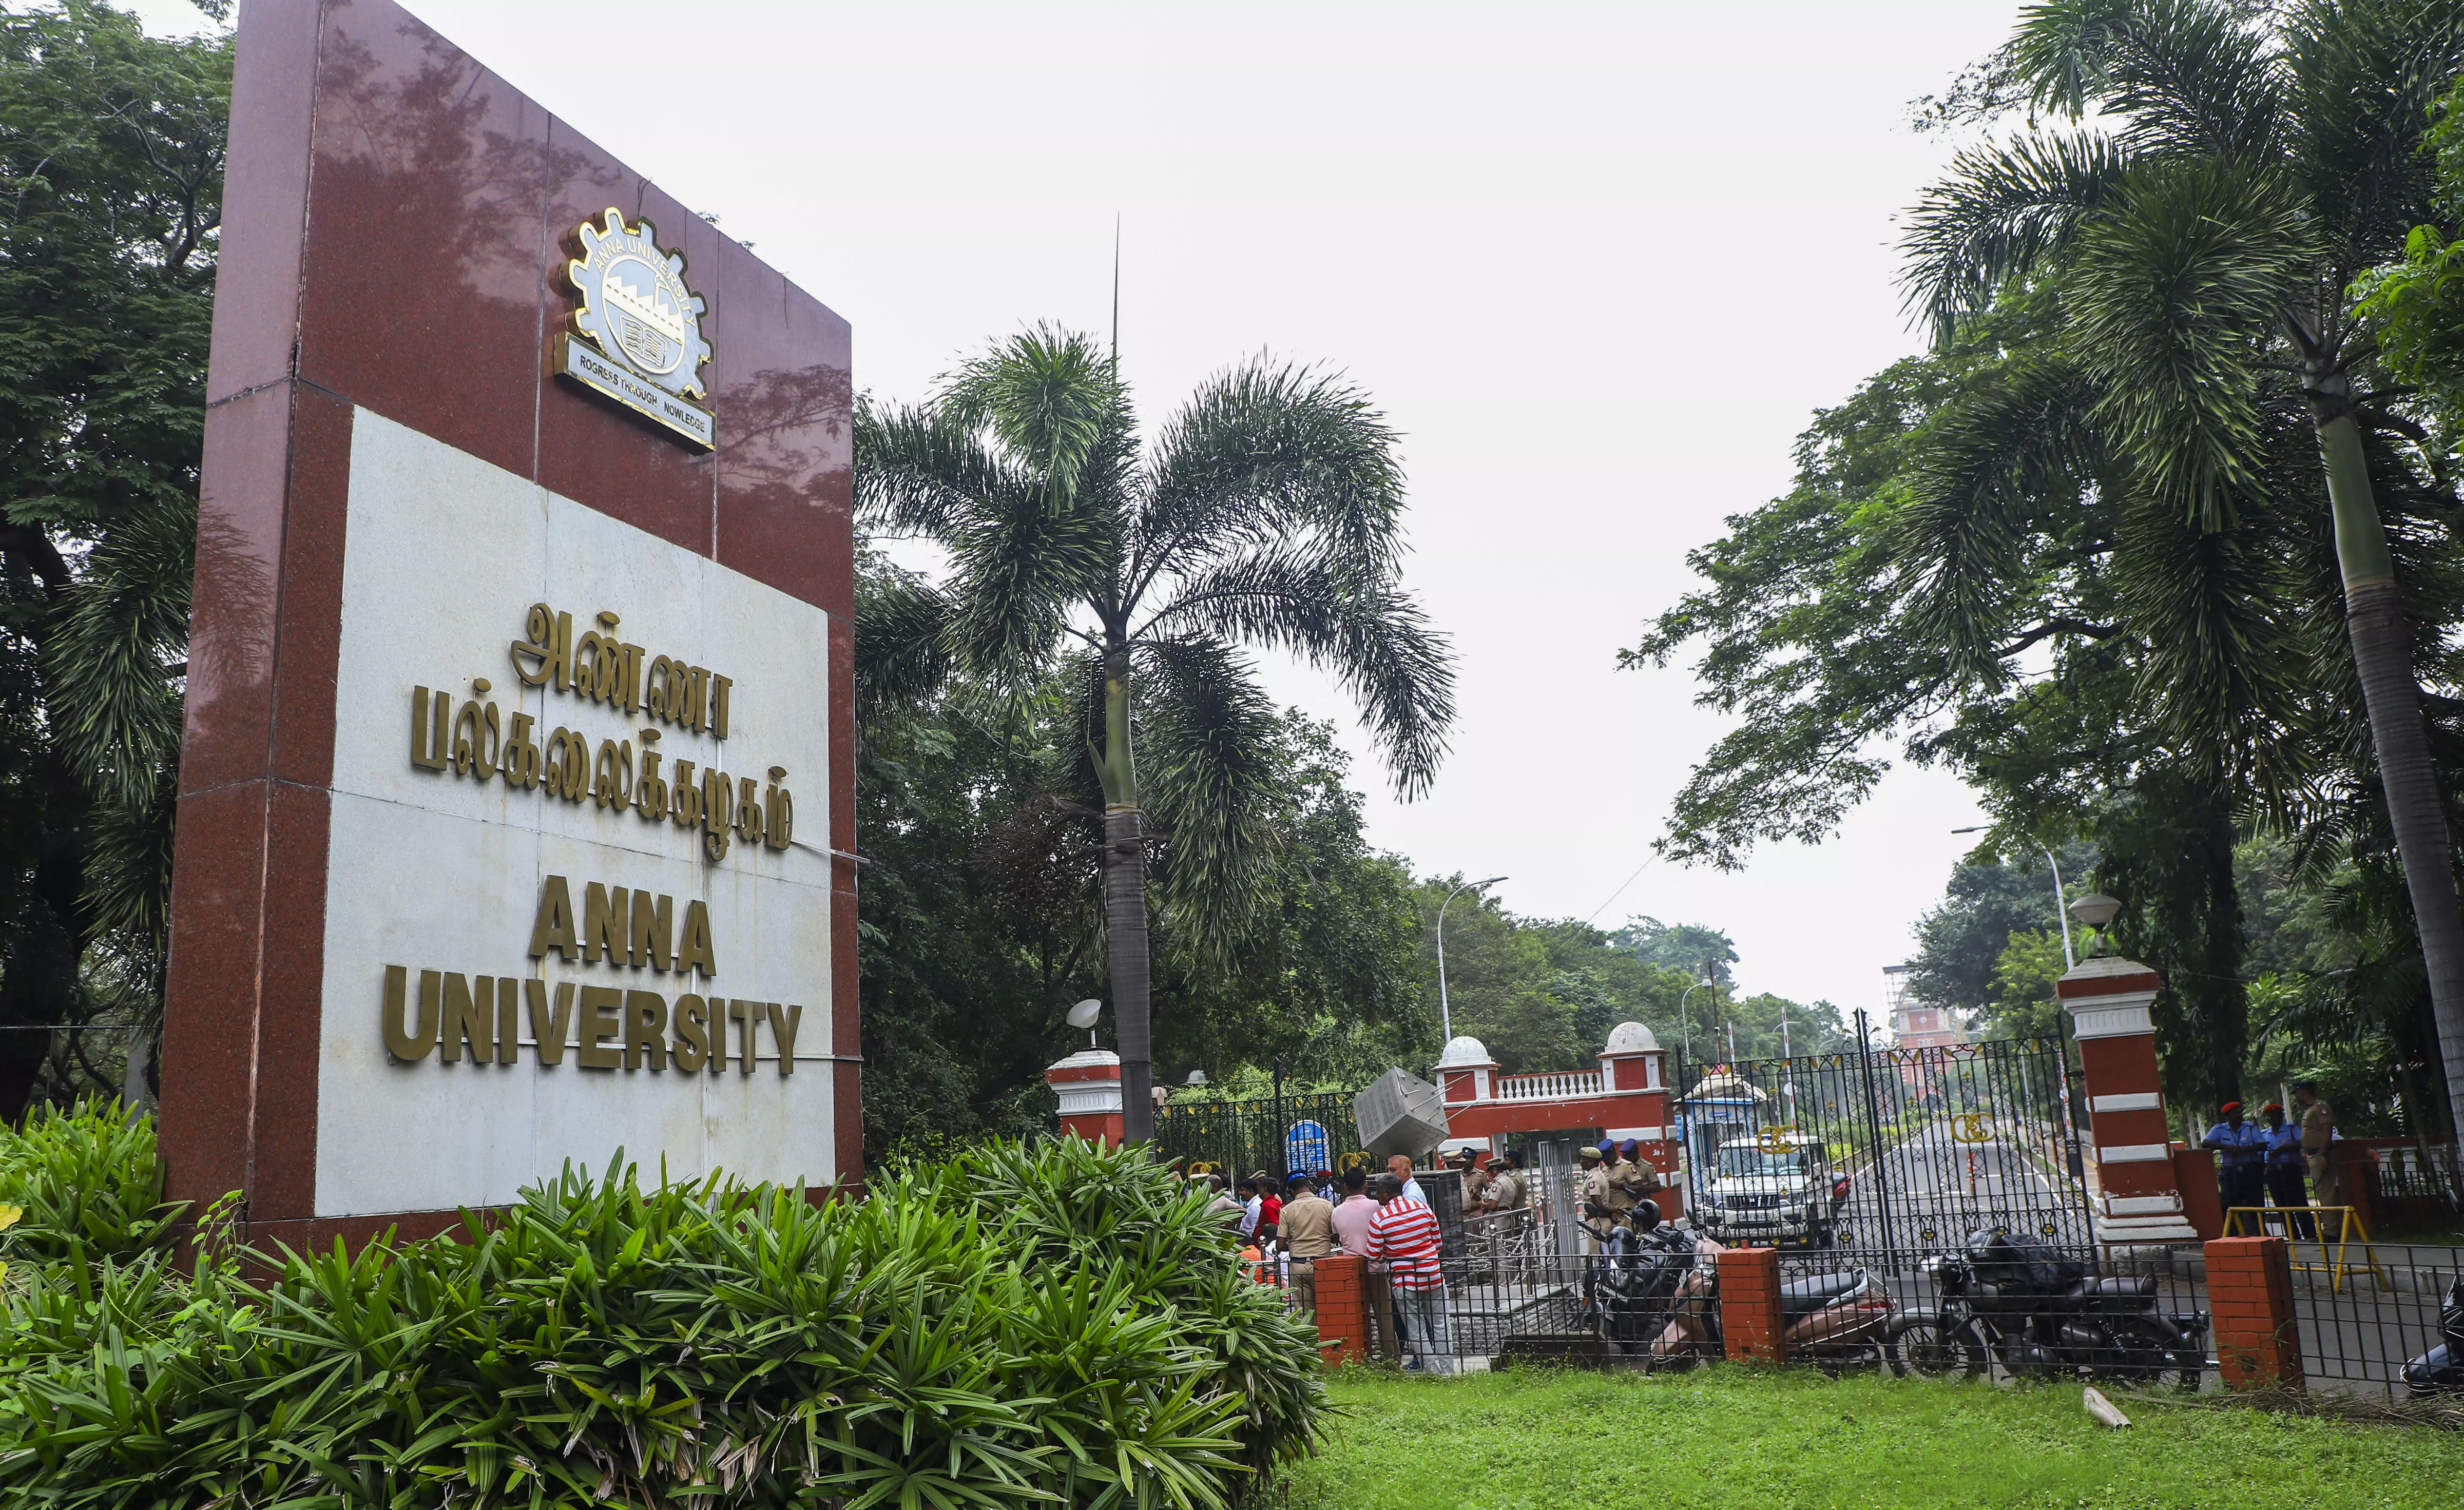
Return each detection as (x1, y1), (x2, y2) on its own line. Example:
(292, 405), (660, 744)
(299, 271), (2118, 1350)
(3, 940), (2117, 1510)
(439, 973), (493, 1064)
(527, 978), (574, 1066)
(645, 655), (673, 720)
(577, 985), (623, 1069)
(582, 883), (627, 964)
(702, 767), (733, 861)
(624, 991), (668, 1070)
(735, 775), (763, 848)
(410, 687), (451, 770)
(502, 711), (543, 789)
(764, 767), (793, 850)
(510, 604), (570, 688)
(494, 976), (521, 1063)
(767, 1002), (801, 1076)
(381, 965), (437, 1060)
(672, 993), (709, 1071)
(710, 674), (732, 739)
(683, 665), (707, 731)
(530, 876), (579, 961)
(634, 733), (668, 821)
(679, 900), (717, 977)
(629, 890), (672, 971)
(619, 641), (644, 713)
(670, 759), (702, 829)
(592, 738), (632, 810)
(729, 998), (760, 1073)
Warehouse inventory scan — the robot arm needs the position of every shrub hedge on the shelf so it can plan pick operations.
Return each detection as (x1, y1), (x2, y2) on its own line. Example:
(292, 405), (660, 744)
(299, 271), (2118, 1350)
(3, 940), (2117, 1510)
(0, 1102), (1325, 1507)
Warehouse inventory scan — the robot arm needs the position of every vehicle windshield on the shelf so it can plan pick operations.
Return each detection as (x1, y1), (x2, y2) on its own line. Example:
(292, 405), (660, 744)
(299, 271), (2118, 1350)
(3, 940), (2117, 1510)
(1716, 1145), (1812, 1179)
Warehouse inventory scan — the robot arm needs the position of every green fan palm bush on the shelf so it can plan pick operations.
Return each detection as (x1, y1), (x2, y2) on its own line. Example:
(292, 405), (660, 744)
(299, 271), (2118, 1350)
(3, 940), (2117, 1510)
(0, 1109), (1322, 1507)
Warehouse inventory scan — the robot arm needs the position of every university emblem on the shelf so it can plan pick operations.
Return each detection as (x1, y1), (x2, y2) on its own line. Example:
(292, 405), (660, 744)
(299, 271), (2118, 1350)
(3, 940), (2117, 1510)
(552, 208), (716, 450)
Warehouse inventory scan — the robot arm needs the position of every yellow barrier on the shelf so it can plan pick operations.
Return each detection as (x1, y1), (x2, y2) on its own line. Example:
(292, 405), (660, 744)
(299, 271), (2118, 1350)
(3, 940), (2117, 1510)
(2221, 1205), (2389, 1293)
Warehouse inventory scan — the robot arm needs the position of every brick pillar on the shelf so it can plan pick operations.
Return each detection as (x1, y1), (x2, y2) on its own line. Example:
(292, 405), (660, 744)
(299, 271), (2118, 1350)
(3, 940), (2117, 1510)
(1311, 1253), (1370, 1366)
(1718, 1245), (1786, 1364)
(2204, 1235), (2302, 1390)
(1046, 1049), (1124, 1146)
(2059, 955), (2199, 1245)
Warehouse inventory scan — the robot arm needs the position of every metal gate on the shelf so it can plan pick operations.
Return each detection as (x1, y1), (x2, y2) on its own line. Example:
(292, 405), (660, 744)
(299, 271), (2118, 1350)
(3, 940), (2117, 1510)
(1152, 1090), (1366, 1181)
(1671, 1030), (2093, 1273)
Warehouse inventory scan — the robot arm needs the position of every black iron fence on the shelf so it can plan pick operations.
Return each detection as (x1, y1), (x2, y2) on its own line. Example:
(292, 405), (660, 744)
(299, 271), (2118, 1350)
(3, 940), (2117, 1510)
(1153, 1089), (1367, 1182)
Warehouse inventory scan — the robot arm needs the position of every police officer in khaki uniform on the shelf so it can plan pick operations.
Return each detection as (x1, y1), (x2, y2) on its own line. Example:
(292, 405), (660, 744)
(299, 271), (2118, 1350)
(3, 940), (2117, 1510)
(1575, 1144), (1610, 1252)
(1449, 1148), (1489, 1210)
(2294, 1079), (2340, 1213)
(1611, 1137), (1663, 1210)
(1597, 1140), (1650, 1227)
(1484, 1149), (1528, 1214)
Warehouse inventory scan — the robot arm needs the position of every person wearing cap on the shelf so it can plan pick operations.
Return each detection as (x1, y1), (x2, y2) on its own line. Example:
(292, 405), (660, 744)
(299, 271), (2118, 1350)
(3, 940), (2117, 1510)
(1450, 1148), (1490, 1211)
(2200, 1100), (2268, 1221)
(1278, 1171), (1337, 1261)
(1610, 1137), (1663, 1213)
(1575, 1144), (1611, 1253)
(2260, 1102), (2313, 1239)
(1483, 1148), (1529, 1215)
(2293, 1080), (2341, 1212)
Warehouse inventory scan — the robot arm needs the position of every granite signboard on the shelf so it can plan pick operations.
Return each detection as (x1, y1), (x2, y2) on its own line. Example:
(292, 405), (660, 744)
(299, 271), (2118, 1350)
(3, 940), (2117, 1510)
(162, 0), (857, 1248)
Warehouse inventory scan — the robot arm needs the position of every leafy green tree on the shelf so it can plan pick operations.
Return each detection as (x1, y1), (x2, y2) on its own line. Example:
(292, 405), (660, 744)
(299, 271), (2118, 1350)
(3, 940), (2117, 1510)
(0, 2), (227, 1115)
(1988, 930), (2069, 1041)
(1908, 845), (2093, 1019)
(1898, 0), (2464, 1151)
(857, 330), (1454, 1140)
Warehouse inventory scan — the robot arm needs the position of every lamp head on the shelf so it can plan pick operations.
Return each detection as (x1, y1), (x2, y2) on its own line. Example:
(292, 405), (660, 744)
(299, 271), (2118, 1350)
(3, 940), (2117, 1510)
(1185, 1069), (1208, 1087)
(1065, 999), (1102, 1031)
(2068, 893), (2122, 952)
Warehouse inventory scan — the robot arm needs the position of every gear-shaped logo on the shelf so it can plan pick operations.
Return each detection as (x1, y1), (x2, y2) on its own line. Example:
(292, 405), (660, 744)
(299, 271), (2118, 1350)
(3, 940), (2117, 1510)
(566, 209), (711, 398)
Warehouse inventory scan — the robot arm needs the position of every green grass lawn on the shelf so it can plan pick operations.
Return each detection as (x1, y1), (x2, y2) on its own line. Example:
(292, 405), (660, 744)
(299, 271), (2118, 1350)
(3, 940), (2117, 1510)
(1285, 1365), (2464, 1510)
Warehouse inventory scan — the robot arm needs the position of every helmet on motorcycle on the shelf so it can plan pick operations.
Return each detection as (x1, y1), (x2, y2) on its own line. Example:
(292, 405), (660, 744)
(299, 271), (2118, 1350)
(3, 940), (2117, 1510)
(1630, 1199), (1662, 1233)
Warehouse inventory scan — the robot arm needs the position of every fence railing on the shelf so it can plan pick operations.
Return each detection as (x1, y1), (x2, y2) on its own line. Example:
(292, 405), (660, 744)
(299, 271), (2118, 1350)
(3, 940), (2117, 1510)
(1493, 1070), (1603, 1102)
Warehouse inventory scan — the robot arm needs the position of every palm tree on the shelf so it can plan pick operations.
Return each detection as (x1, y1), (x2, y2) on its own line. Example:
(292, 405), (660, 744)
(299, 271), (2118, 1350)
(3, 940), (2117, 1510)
(1900, 0), (2464, 1153)
(856, 329), (1454, 1141)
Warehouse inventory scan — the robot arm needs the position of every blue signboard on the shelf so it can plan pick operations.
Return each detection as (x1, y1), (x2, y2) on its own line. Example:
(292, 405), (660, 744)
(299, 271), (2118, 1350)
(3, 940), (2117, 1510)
(1285, 1119), (1332, 1175)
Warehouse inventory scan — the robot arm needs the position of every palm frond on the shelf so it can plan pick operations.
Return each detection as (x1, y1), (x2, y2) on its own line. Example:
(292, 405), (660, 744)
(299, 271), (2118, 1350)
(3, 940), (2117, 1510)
(1893, 353), (2103, 672)
(42, 494), (191, 809)
(854, 398), (1014, 539)
(2070, 159), (2309, 530)
(1902, 131), (2133, 340)
(853, 566), (955, 711)
(1131, 358), (1406, 595)
(1139, 548), (1453, 798)
(936, 326), (1127, 516)
(1134, 638), (1283, 963)
(2281, 0), (2464, 272)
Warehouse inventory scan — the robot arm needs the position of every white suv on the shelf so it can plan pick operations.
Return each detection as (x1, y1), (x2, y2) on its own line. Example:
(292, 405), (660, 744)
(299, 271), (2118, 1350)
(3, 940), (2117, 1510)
(1693, 1135), (1847, 1248)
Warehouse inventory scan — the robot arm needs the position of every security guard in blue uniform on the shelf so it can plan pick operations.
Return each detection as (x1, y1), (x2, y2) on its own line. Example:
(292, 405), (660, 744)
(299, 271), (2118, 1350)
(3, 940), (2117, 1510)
(2260, 1101), (2313, 1239)
(2200, 1100), (2269, 1223)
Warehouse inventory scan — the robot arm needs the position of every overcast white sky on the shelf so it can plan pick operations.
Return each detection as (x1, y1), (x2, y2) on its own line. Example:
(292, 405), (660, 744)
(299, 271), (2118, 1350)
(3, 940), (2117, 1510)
(147, 1), (2025, 1014)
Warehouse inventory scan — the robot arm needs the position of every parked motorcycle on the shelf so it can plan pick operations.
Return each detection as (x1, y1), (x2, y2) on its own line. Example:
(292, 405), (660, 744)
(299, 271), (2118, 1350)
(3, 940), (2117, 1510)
(1890, 1229), (2207, 1388)
(1581, 1202), (1698, 1351)
(1622, 1222), (1897, 1372)
(2400, 1277), (2464, 1398)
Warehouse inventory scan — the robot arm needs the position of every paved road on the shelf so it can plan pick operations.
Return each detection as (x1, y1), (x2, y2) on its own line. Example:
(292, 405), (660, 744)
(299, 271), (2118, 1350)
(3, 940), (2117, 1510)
(1797, 1116), (2094, 1265)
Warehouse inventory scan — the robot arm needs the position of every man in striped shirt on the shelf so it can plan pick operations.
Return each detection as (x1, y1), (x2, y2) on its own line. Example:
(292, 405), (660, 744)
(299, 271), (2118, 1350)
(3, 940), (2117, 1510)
(1366, 1174), (1451, 1373)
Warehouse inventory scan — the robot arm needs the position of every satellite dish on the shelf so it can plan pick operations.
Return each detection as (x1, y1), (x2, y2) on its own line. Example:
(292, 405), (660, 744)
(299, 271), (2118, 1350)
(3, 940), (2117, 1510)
(1066, 999), (1102, 1030)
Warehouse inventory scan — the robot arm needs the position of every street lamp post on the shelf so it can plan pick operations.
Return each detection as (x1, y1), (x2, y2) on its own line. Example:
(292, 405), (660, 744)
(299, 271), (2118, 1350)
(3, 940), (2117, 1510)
(1436, 876), (1508, 1042)
(1678, 978), (1707, 1061)
(1953, 828), (2077, 970)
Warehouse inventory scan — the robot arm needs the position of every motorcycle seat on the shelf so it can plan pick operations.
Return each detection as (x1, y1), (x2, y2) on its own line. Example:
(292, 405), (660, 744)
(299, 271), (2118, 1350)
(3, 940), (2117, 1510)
(1777, 1271), (1866, 1315)
(2072, 1275), (2155, 1300)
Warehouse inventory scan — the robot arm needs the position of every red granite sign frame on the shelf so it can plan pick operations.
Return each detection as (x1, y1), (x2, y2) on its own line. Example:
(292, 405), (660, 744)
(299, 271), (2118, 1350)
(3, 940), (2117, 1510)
(162, 0), (858, 1248)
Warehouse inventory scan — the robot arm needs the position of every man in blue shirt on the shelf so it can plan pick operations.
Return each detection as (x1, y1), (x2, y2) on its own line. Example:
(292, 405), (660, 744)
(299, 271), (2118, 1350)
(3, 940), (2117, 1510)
(2260, 1102), (2313, 1239)
(2201, 1100), (2268, 1225)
